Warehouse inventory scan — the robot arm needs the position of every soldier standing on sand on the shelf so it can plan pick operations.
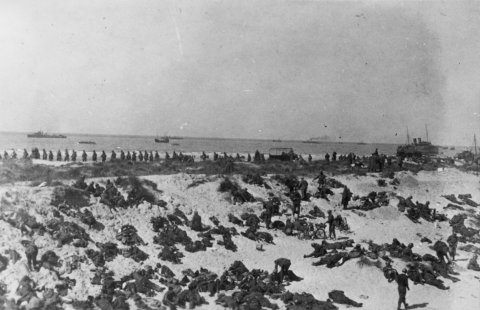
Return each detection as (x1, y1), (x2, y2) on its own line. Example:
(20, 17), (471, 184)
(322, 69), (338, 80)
(126, 151), (131, 161)
(447, 233), (459, 261)
(138, 151), (144, 161)
(155, 151), (160, 161)
(42, 149), (48, 160)
(313, 171), (326, 187)
(101, 151), (106, 162)
(308, 154), (312, 162)
(82, 150), (87, 162)
(291, 189), (302, 218)
(298, 178), (308, 200)
(434, 240), (451, 265)
(22, 240), (38, 271)
(325, 153), (330, 162)
(111, 150), (116, 161)
(64, 149), (70, 161)
(3, 151), (8, 160)
(92, 150), (97, 162)
(132, 151), (137, 161)
(332, 151), (337, 161)
(341, 186), (353, 209)
(347, 153), (353, 165)
(48, 151), (54, 161)
(327, 210), (336, 239)
(395, 269), (410, 310)
(56, 150), (62, 161)
(120, 150), (125, 161)
(71, 150), (77, 162)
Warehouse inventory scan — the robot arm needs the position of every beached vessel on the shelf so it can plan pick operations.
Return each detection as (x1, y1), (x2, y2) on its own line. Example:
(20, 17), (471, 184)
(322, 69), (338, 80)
(27, 131), (66, 138)
(78, 141), (96, 145)
(396, 126), (439, 157)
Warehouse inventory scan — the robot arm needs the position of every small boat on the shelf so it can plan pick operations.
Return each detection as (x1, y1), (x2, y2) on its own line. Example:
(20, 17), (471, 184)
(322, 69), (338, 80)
(155, 136), (170, 143)
(302, 140), (323, 144)
(171, 143), (180, 146)
(78, 141), (96, 145)
(27, 131), (66, 138)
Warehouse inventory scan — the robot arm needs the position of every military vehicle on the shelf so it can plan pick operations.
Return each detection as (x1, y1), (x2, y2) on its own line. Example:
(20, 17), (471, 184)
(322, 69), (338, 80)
(268, 147), (298, 161)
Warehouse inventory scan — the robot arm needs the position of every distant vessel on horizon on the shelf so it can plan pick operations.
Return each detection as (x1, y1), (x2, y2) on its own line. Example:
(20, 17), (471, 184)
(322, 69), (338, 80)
(302, 135), (332, 144)
(302, 140), (324, 144)
(154, 136), (170, 143)
(27, 131), (66, 139)
(78, 141), (96, 145)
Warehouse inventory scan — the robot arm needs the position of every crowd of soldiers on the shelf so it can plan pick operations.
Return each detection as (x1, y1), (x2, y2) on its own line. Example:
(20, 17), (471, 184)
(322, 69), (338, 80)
(1, 147), (389, 169)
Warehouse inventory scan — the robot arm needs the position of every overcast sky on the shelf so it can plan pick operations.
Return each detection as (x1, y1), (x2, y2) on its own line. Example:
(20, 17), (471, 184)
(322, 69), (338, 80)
(0, 0), (479, 145)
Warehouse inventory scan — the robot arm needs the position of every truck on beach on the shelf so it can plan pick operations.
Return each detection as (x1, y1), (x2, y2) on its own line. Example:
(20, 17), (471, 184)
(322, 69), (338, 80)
(269, 147), (298, 161)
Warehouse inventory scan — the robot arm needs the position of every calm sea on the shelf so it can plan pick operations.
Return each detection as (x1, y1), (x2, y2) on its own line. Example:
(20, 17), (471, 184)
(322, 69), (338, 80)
(0, 132), (398, 156)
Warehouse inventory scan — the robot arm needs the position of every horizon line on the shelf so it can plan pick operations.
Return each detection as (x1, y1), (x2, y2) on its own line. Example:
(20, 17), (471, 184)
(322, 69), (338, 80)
(0, 130), (468, 147)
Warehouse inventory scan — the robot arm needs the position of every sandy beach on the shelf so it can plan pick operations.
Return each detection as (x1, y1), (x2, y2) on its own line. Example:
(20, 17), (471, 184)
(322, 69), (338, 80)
(0, 157), (479, 310)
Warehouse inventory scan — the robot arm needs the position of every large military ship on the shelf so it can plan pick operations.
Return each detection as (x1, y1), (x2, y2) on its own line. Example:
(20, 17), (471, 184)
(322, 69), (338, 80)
(397, 126), (438, 158)
(27, 131), (67, 138)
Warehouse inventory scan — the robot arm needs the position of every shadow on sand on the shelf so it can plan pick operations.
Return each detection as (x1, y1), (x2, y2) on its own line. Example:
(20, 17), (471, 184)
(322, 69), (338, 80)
(407, 303), (429, 309)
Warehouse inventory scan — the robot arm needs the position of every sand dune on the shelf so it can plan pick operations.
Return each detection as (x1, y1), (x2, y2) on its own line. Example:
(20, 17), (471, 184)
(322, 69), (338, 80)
(1, 167), (479, 309)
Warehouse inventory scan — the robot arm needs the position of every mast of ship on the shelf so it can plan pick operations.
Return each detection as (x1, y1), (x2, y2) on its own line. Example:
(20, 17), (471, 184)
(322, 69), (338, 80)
(425, 124), (429, 142)
(475, 133), (478, 175)
(406, 127), (410, 144)
(475, 133), (478, 156)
